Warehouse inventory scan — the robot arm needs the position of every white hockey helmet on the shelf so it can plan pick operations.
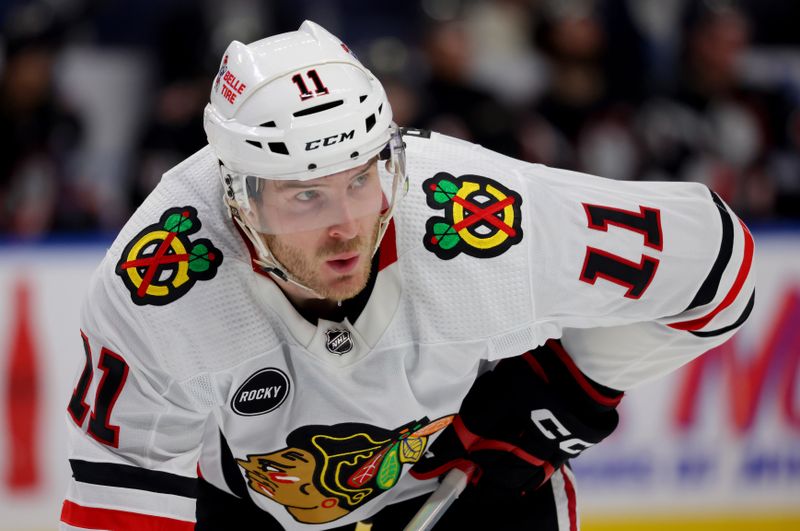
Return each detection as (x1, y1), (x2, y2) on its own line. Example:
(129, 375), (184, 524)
(203, 20), (407, 284)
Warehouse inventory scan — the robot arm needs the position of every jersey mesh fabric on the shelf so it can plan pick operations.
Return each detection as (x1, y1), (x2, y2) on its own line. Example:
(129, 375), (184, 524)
(69, 131), (754, 529)
(379, 134), (536, 354)
(110, 136), (544, 390)
(104, 148), (289, 387)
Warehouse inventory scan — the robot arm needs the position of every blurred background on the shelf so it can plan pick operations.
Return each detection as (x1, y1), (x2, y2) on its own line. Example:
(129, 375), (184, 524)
(0, 0), (798, 529)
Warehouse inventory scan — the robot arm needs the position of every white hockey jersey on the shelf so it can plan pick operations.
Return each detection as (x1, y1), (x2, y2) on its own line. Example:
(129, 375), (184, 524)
(60, 130), (754, 530)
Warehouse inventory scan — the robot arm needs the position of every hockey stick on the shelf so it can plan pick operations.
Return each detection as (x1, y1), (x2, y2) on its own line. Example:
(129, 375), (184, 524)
(403, 467), (474, 531)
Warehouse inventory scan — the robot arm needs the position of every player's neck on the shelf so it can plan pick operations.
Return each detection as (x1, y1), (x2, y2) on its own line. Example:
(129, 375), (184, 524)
(295, 297), (347, 323)
(269, 273), (343, 322)
(268, 252), (379, 325)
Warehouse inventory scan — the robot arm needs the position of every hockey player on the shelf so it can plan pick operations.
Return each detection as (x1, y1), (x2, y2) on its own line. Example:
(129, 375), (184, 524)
(60, 21), (754, 530)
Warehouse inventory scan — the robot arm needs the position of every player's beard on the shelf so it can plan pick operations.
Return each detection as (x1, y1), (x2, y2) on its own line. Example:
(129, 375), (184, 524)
(264, 217), (381, 301)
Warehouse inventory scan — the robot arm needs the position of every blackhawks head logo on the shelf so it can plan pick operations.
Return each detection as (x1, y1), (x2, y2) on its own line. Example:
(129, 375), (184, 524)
(236, 415), (453, 524)
(115, 206), (222, 306)
(423, 172), (523, 259)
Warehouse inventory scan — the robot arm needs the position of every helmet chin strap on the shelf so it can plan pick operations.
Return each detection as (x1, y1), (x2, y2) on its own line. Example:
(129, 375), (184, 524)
(229, 210), (328, 299)
(218, 163), (324, 298)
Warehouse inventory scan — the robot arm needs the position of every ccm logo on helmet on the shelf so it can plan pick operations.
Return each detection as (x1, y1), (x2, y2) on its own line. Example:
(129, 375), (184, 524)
(305, 130), (355, 151)
(231, 368), (290, 416)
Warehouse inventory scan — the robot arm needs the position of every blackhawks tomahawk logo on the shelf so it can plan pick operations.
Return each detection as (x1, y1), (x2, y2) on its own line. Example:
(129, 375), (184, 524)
(423, 173), (523, 259)
(115, 206), (223, 306)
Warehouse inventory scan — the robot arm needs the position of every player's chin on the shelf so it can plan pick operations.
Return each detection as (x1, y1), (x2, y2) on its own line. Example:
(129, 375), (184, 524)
(320, 269), (370, 300)
(324, 279), (363, 301)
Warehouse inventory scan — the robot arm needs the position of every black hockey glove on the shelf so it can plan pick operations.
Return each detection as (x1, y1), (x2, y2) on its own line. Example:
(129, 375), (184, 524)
(410, 340), (623, 499)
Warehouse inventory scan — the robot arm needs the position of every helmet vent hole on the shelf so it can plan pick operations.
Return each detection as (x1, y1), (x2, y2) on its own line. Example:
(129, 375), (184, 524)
(378, 103), (383, 114)
(293, 100), (343, 117)
(350, 151), (359, 159)
(365, 113), (376, 132)
(268, 142), (289, 155)
(308, 163), (317, 170)
(359, 95), (368, 103)
(245, 140), (263, 149)
(260, 121), (276, 127)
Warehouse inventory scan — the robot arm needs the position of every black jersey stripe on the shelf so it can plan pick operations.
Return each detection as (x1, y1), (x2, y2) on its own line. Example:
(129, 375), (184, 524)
(69, 459), (197, 498)
(219, 431), (249, 499)
(690, 289), (755, 338)
(686, 190), (735, 311)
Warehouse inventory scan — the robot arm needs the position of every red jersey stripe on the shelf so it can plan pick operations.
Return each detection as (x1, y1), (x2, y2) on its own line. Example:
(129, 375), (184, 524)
(61, 500), (194, 531)
(545, 340), (623, 408)
(669, 218), (754, 331)
(560, 466), (578, 531)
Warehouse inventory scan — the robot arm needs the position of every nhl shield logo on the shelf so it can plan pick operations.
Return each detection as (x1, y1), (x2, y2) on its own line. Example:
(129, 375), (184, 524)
(325, 328), (353, 355)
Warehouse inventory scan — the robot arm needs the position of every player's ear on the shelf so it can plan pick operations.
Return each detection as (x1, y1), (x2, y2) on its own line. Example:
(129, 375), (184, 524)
(244, 177), (268, 229)
(246, 197), (261, 225)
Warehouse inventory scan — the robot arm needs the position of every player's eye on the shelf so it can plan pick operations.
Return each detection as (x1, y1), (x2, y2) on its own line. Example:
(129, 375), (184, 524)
(350, 173), (368, 189)
(294, 189), (319, 202)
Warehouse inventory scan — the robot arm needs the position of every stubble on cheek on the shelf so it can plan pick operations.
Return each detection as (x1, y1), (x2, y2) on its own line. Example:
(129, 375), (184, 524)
(263, 218), (380, 300)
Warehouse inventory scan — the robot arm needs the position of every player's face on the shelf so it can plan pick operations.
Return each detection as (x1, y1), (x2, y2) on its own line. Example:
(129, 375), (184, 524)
(258, 160), (383, 300)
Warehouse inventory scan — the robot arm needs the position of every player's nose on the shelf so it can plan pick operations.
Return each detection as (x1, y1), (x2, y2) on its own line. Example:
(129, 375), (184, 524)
(327, 201), (360, 240)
